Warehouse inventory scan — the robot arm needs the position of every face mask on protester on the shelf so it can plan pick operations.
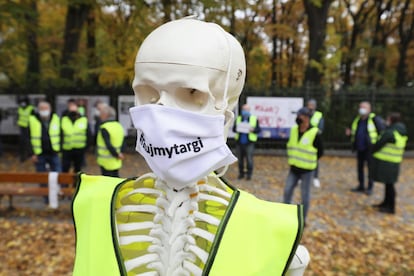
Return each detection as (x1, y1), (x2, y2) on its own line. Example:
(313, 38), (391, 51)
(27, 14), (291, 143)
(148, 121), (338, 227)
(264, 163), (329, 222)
(295, 117), (303, 125)
(39, 110), (51, 119)
(129, 104), (237, 189)
(358, 108), (368, 116)
(68, 111), (78, 119)
(241, 110), (250, 117)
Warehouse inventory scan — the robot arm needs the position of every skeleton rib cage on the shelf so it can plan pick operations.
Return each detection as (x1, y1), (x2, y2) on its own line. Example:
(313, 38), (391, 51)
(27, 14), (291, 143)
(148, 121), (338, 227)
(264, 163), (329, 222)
(115, 173), (232, 276)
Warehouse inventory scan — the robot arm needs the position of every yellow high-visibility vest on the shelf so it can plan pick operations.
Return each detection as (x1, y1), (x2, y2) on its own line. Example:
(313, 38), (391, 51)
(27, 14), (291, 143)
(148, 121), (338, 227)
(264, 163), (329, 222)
(287, 125), (319, 170)
(351, 113), (378, 144)
(72, 174), (304, 276)
(96, 121), (124, 170)
(310, 111), (323, 128)
(29, 114), (60, 155)
(234, 115), (258, 142)
(373, 131), (407, 163)
(61, 116), (88, 150)
(17, 105), (34, 127)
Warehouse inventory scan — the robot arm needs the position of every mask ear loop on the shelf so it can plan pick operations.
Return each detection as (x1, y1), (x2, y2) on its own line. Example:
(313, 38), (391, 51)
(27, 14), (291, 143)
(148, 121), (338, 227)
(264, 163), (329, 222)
(215, 110), (235, 177)
(223, 109), (234, 133)
(216, 27), (235, 177)
(214, 26), (233, 112)
(212, 25), (235, 179)
(215, 164), (229, 178)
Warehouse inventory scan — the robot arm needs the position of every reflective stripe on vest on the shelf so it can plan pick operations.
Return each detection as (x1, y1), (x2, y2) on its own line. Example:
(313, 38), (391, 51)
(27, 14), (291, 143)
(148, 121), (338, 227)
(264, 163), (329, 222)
(72, 174), (303, 276)
(351, 113), (378, 144)
(96, 121), (124, 170)
(29, 114), (60, 155)
(17, 105), (34, 127)
(61, 116), (88, 150)
(287, 126), (318, 170)
(234, 115), (258, 142)
(310, 111), (323, 128)
(373, 131), (407, 163)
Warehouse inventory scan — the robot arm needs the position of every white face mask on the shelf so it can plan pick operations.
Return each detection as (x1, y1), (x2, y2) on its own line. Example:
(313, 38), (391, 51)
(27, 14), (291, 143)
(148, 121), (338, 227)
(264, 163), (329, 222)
(358, 108), (368, 116)
(129, 105), (237, 189)
(39, 110), (51, 118)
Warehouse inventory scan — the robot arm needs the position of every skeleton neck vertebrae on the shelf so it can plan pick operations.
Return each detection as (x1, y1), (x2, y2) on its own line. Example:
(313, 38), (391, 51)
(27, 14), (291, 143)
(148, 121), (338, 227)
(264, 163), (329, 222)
(115, 173), (232, 275)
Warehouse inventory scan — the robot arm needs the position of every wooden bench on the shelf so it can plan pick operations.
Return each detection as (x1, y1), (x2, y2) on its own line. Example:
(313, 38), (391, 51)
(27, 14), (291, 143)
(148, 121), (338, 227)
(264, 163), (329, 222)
(0, 172), (76, 210)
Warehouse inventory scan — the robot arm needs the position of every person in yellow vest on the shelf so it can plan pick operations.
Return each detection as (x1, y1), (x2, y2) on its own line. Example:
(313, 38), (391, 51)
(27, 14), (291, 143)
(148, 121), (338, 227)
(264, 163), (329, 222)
(284, 107), (323, 224)
(96, 103), (124, 177)
(17, 95), (34, 162)
(60, 100), (90, 173)
(233, 104), (261, 180)
(345, 101), (385, 195)
(370, 112), (407, 214)
(28, 100), (61, 203)
(306, 99), (324, 188)
(72, 18), (310, 276)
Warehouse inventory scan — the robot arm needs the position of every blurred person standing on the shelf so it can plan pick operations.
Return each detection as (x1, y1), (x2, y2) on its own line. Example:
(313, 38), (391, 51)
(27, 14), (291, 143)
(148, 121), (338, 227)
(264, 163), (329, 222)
(370, 112), (407, 214)
(307, 98), (324, 188)
(96, 104), (125, 177)
(17, 95), (34, 162)
(346, 101), (385, 195)
(233, 104), (261, 180)
(61, 100), (90, 173)
(283, 107), (323, 224)
(28, 100), (61, 203)
(61, 98), (78, 117)
(92, 100), (105, 149)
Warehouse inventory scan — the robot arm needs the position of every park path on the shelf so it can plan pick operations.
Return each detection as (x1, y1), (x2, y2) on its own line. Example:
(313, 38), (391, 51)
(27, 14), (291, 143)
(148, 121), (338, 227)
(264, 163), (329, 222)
(1, 152), (413, 229)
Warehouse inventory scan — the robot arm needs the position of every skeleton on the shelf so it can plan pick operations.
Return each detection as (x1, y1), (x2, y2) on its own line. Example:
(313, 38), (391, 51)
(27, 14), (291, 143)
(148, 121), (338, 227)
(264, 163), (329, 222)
(114, 18), (309, 275)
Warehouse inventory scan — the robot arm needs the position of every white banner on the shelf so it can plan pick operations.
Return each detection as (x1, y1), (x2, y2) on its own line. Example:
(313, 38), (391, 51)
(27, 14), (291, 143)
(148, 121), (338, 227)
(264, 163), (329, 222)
(247, 96), (303, 139)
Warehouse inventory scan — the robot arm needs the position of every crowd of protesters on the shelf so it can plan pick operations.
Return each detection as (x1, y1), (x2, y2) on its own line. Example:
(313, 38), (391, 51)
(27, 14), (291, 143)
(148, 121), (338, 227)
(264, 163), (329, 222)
(283, 99), (407, 222)
(16, 96), (125, 187)
(8, 96), (409, 214)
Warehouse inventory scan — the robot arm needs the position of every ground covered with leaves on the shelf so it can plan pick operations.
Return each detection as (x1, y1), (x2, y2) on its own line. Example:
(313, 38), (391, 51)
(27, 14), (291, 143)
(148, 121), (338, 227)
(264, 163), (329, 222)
(1, 152), (413, 275)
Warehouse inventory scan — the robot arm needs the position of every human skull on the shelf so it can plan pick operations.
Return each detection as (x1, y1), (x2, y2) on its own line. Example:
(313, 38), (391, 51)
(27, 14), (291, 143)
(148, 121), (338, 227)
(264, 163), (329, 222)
(132, 18), (246, 123)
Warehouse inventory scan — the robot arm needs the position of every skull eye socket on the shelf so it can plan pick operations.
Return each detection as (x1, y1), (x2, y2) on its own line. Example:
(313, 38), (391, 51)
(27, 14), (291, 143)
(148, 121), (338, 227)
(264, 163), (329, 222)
(174, 88), (209, 111)
(134, 85), (160, 105)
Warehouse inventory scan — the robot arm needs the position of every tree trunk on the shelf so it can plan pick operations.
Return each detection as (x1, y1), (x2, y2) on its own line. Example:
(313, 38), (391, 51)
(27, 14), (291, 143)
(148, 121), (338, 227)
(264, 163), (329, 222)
(396, 0), (414, 88)
(396, 45), (408, 88)
(341, 0), (374, 88)
(86, 7), (98, 86)
(60, 2), (91, 81)
(303, 0), (332, 87)
(270, 0), (277, 90)
(343, 25), (360, 87)
(24, 0), (40, 90)
(162, 0), (172, 23)
(366, 0), (392, 87)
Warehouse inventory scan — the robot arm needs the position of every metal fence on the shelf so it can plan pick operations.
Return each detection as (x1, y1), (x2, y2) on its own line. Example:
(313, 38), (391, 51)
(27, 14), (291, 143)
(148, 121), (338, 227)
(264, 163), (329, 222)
(240, 87), (414, 150)
(2, 86), (414, 150)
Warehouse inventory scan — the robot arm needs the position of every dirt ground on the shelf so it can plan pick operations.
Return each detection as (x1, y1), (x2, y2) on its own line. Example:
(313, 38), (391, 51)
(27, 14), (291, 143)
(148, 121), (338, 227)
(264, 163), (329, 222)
(0, 151), (413, 275)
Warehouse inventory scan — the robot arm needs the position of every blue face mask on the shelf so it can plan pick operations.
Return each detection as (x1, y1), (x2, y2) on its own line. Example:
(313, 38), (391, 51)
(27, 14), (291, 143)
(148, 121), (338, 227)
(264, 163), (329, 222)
(241, 110), (250, 117)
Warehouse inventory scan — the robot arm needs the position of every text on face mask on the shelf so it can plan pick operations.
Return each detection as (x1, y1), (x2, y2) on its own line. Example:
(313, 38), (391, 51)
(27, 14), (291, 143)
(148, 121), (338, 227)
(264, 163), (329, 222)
(139, 133), (204, 158)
